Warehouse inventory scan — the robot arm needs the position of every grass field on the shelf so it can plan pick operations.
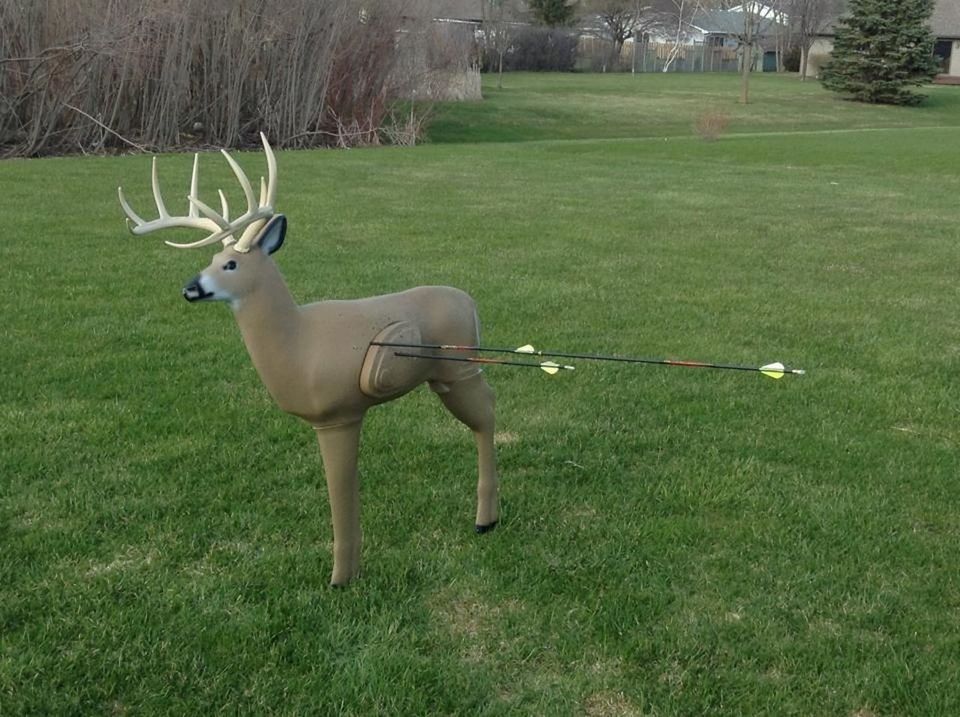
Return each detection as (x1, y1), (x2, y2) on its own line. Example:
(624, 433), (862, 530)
(3, 73), (960, 715)
(429, 72), (960, 142)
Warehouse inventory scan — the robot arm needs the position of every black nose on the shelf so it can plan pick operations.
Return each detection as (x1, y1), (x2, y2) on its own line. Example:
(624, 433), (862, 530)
(182, 275), (211, 302)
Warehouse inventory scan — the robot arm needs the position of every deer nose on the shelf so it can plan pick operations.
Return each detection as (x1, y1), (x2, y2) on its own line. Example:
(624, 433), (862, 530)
(182, 275), (211, 302)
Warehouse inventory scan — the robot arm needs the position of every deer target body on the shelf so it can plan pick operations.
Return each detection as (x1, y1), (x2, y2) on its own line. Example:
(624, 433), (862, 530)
(119, 135), (499, 585)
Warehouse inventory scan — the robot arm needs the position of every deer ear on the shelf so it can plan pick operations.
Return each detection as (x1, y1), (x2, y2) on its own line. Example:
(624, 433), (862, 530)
(257, 215), (286, 255)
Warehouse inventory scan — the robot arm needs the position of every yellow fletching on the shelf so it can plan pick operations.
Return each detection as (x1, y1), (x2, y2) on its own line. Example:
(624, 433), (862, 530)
(540, 361), (560, 375)
(760, 362), (785, 379)
(515, 344), (536, 354)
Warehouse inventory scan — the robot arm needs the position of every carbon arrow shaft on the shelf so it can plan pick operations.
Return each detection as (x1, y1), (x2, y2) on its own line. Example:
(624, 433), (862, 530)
(372, 341), (805, 377)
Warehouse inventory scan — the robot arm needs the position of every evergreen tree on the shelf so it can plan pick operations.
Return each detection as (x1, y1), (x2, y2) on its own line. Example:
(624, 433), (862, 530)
(821, 0), (939, 105)
(529, 0), (577, 26)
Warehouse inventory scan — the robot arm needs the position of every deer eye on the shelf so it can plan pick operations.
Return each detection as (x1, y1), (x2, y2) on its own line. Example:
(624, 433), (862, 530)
(223, 260), (237, 271)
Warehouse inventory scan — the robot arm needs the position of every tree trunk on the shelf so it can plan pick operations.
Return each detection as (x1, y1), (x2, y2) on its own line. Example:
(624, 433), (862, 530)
(774, 10), (783, 72)
(497, 50), (504, 89)
(611, 40), (623, 71)
(739, 5), (755, 104)
(664, 1), (685, 73)
(740, 45), (751, 103)
(663, 42), (681, 72)
(799, 44), (809, 81)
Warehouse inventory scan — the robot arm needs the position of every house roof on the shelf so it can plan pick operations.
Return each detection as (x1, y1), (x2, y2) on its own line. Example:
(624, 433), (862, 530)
(690, 10), (747, 35)
(430, 0), (486, 23)
(820, 0), (960, 39)
(690, 8), (785, 36)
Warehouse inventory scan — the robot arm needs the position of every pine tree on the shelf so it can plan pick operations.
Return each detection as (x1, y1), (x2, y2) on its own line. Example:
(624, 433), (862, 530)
(529, 0), (576, 26)
(821, 0), (939, 105)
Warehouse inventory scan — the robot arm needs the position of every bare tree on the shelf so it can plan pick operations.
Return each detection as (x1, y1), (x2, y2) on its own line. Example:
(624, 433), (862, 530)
(790, 0), (835, 80)
(735, 0), (777, 103)
(765, 0), (788, 71)
(482, 0), (524, 89)
(589, 0), (654, 70)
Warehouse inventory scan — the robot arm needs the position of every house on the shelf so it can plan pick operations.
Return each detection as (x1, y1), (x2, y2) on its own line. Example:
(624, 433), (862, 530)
(686, 8), (787, 72)
(803, 0), (960, 80)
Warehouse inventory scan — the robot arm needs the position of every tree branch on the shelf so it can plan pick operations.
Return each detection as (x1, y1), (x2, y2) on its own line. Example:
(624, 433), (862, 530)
(63, 103), (148, 152)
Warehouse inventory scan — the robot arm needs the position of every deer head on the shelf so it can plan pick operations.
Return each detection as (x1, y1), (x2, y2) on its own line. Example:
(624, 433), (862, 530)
(179, 216), (287, 305)
(118, 133), (283, 307)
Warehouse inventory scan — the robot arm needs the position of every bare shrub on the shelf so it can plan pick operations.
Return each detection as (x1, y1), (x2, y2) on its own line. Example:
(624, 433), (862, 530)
(693, 109), (730, 141)
(393, 20), (481, 101)
(380, 103), (433, 146)
(0, 0), (423, 156)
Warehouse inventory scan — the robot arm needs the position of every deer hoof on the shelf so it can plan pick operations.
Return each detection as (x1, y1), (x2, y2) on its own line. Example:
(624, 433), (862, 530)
(329, 574), (356, 588)
(475, 521), (498, 534)
(329, 563), (360, 587)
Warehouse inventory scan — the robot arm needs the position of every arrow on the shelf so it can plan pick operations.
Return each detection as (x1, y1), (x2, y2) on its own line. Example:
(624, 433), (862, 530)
(393, 351), (574, 375)
(372, 342), (805, 379)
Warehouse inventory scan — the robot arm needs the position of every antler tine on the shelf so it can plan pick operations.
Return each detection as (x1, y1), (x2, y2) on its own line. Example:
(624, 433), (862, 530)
(262, 132), (278, 210)
(220, 148), (258, 217)
(218, 190), (234, 247)
(233, 133), (279, 253)
(151, 156), (170, 219)
(118, 186), (146, 230)
(218, 190), (230, 220)
(188, 154), (200, 219)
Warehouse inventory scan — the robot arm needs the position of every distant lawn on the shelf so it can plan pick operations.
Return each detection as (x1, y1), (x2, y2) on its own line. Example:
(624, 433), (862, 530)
(430, 71), (960, 143)
(3, 73), (960, 715)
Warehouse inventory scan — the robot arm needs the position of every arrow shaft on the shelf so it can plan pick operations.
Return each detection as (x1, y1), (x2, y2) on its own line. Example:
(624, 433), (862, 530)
(372, 341), (803, 376)
(393, 351), (569, 371)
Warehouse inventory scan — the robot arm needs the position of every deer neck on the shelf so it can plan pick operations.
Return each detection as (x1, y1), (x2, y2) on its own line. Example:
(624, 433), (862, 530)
(231, 264), (305, 400)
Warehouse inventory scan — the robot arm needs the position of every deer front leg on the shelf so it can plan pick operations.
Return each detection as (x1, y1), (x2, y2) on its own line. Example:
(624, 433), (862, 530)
(314, 421), (363, 586)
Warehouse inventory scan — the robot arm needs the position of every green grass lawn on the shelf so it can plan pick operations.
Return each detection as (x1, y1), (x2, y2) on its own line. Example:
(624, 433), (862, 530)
(430, 71), (960, 142)
(3, 73), (960, 715)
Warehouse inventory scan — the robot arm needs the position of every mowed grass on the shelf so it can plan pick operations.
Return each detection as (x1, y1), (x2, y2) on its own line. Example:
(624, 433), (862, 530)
(430, 71), (960, 142)
(2, 73), (960, 714)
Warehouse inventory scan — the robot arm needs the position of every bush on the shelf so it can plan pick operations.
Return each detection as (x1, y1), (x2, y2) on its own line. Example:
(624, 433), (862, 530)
(693, 109), (730, 141)
(0, 0), (423, 156)
(782, 46), (801, 73)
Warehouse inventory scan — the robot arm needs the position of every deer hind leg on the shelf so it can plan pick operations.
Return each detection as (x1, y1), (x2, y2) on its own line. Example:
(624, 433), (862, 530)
(432, 373), (499, 532)
(314, 421), (363, 586)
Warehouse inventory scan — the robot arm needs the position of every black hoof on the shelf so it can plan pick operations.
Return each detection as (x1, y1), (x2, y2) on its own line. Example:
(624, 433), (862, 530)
(475, 521), (498, 534)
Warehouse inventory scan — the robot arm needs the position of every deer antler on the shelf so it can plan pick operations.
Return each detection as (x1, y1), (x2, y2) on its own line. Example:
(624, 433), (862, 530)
(118, 133), (278, 252)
